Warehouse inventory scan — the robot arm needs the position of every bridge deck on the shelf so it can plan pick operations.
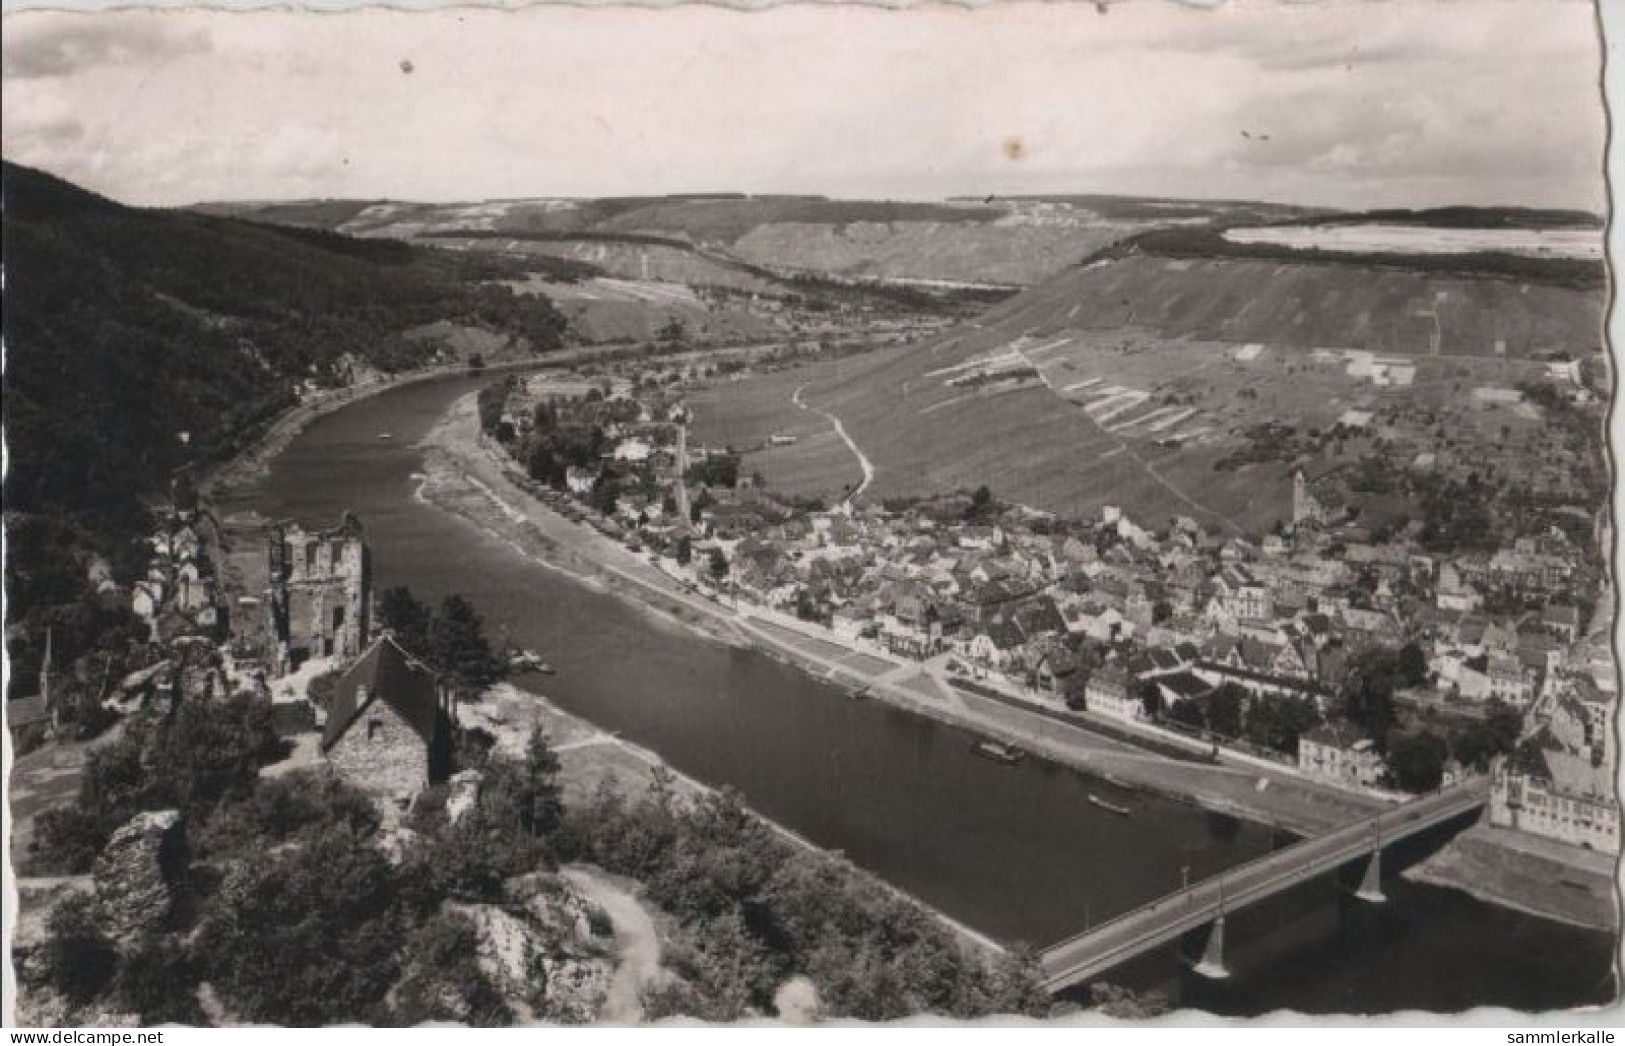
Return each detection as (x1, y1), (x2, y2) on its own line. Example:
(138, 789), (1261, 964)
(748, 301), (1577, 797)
(1038, 779), (1489, 992)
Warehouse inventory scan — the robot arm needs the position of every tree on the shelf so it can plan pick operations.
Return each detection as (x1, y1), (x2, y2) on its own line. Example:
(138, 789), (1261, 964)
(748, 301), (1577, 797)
(1339, 647), (1401, 747)
(963, 485), (996, 523)
(589, 476), (620, 517)
(429, 594), (504, 697)
(1168, 698), (1206, 731)
(377, 585), (432, 657)
(675, 535), (693, 566)
(198, 824), (414, 1024)
(1397, 642), (1428, 688)
(517, 726), (564, 838)
(686, 454), (740, 489)
(525, 440), (565, 488)
(1244, 693), (1322, 757)
(475, 377), (514, 435)
(1482, 699), (1524, 755)
(1137, 679), (1165, 721)
(36, 691), (284, 873)
(656, 319), (687, 349)
(795, 588), (822, 623)
(112, 932), (204, 1025)
(708, 548), (730, 584)
(1206, 683), (1246, 739)
(1448, 699), (1523, 771)
(388, 910), (512, 1026)
(41, 894), (118, 1005)
(1388, 729), (1449, 792)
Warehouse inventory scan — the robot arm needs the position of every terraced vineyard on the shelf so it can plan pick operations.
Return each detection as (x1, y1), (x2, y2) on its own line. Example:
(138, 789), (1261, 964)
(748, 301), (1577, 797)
(695, 226), (1607, 533)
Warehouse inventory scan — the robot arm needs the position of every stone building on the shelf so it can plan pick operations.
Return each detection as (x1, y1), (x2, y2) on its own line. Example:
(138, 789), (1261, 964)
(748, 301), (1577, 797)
(1292, 470), (1350, 528)
(267, 513), (371, 669)
(321, 635), (455, 803)
(1298, 718), (1385, 788)
(1492, 756), (1620, 855)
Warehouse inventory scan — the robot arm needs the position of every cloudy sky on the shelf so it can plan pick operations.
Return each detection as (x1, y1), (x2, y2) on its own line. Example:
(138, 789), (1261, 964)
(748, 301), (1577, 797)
(0, 1), (1606, 211)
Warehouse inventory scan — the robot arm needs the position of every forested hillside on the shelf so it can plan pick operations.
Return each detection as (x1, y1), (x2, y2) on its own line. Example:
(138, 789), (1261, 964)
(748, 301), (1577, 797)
(2, 161), (572, 699)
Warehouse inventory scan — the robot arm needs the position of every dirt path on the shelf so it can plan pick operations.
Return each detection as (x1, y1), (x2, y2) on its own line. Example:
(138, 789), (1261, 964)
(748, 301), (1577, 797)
(793, 384), (874, 504)
(561, 866), (662, 1023)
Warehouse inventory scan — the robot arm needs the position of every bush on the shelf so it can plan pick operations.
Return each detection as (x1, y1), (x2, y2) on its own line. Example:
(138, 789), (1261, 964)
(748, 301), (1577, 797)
(41, 894), (118, 1005)
(387, 910), (512, 1027)
(112, 933), (204, 1025)
(197, 823), (419, 1025)
(563, 781), (1048, 1019)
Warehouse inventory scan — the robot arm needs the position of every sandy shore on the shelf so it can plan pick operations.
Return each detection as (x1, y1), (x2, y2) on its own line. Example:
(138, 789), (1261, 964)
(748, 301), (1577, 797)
(1403, 823), (1618, 931)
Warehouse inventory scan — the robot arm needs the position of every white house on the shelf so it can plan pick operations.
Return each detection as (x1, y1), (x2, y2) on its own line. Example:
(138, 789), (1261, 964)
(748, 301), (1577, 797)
(1084, 664), (1142, 723)
(1299, 719), (1385, 788)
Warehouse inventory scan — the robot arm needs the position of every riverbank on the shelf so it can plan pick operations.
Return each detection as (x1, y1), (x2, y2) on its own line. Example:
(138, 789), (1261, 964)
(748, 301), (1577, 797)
(420, 390), (1623, 934)
(199, 357), (570, 502)
(420, 391), (1381, 837)
(462, 682), (1004, 956)
(1404, 823), (1618, 931)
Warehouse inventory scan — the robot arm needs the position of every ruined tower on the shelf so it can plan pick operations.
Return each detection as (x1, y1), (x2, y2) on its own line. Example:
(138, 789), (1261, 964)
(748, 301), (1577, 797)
(266, 512), (372, 670)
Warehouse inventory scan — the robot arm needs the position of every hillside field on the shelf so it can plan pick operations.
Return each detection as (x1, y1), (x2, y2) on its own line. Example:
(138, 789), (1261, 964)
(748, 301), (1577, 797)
(688, 238), (1607, 533)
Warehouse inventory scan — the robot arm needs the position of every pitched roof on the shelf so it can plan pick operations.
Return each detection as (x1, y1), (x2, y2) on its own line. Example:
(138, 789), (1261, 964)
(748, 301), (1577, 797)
(1302, 718), (1369, 750)
(1156, 670), (1213, 701)
(321, 635), (445, 751)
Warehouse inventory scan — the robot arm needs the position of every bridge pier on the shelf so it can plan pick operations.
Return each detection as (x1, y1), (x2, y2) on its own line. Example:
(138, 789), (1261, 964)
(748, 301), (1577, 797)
(1185, 916), (1230, 980)
(1352, 847), (1385, 904)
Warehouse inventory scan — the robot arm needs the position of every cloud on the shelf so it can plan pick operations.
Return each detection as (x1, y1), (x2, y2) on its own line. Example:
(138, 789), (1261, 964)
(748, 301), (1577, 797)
(0, 3), (1605, 212)
(3, 17), (211, 81)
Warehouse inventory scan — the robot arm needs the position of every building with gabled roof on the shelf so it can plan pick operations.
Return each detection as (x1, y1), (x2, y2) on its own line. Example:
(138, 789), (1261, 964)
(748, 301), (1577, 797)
(1299, 719), (1384, 788)
(322, 635), (456, 802)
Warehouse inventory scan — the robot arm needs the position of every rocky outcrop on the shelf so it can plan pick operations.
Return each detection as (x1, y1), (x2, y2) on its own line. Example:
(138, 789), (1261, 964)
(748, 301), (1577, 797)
(445, 769), (483, 826)
(92, 810), (186, 941)
(445, 873), (614, 1023)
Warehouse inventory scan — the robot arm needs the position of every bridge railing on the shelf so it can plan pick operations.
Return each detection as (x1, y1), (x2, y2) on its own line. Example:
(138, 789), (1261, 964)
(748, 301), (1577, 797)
(1040, 777), (1488, 962)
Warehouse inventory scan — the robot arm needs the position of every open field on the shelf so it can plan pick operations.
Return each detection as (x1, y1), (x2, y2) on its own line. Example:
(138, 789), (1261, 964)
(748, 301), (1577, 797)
(731, 219), (1140, 287)
(505, 273), (787, 344)
(468, 237), (778, 293)
(686, 360), (865, 497)
(976, 250), (1604, 357)
(1224, 222), (1602, 260)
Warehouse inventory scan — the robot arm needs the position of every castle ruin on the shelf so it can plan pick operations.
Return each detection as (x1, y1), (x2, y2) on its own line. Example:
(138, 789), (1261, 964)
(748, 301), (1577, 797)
(267, 512), (371, 670)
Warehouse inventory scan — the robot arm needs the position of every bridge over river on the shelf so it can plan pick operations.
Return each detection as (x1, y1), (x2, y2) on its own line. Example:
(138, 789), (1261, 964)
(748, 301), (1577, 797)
(1039, 778), (1490, 993)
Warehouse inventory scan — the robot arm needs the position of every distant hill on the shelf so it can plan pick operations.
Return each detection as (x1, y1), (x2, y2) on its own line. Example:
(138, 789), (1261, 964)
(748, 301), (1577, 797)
(961, 193), (1332, 225)
(2, 160), (576, 678)
(3, 161), (571, 521)
(1314, 206), (1605, 230)
(709, 215), (1608, 533)
(192, 192), (1250, 288)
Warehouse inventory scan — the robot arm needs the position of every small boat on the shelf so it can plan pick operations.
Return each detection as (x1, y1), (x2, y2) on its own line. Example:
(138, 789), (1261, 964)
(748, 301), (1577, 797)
(507, 649), (555, 674)
(972, 739), (1025, 765)
(1088, 794), (1132, 817)
(378, 432), (393, 440)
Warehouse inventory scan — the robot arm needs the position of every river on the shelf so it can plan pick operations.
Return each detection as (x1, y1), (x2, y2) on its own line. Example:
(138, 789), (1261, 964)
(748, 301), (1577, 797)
(223, 372), (1618, 1015)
